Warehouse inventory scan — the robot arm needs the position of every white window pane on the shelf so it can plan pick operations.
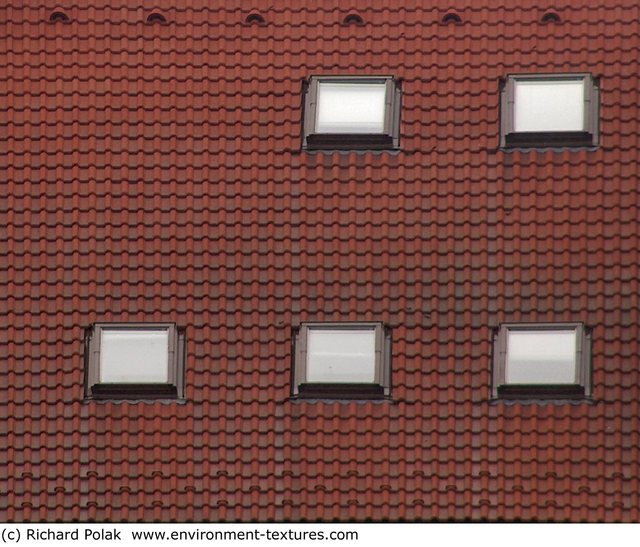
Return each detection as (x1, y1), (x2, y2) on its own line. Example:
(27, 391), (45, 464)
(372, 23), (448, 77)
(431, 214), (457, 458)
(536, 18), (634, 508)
(316, 82), (386, 133)
(514, 80), (585, 132)
(307, 328), (376, 382)
(506, 330), (577, 384)
(100, 329), (170, 383)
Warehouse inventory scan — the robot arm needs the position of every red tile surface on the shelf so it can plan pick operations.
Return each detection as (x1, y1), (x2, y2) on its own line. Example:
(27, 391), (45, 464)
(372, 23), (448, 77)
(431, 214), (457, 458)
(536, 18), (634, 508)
(2, 0), (640, 522)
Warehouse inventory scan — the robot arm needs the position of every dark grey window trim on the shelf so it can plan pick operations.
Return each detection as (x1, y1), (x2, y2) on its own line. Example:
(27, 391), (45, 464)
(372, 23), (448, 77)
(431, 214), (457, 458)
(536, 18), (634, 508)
(292, 322), (392, 399)
(302, 76), (401, 150)
(492, 322), (592, 400)
(84, 322), (185, 400)
(500, 73), (599, 148)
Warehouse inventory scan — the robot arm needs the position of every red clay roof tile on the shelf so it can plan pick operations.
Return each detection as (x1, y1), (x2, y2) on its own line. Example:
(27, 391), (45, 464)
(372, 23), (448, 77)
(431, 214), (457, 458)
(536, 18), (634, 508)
(2, 0), (640, 522)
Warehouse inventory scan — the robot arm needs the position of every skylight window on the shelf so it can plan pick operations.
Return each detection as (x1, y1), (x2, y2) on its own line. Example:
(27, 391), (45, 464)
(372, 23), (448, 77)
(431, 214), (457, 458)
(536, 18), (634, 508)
(513, 80), (585, 132)
(492, 323), (591, 399)
(293, 322), (391, 399)
(505, 329), (578, 384)
(99, 329), (170, 383)
(306, 328), (377, 383)
(303, 76), (401, 150)
(85, 323), (185, 399)
(315, 82), (387, 134)
(501, 74), (599, 147)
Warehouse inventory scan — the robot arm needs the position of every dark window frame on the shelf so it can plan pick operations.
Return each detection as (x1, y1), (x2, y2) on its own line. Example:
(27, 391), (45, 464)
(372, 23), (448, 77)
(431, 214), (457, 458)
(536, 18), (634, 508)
(302, 76), (401, 150)
(292, 322), (392, 399)
(500, 73), (599, 148)
(84, 322), (185, 400)
(492, 322), (592, 400)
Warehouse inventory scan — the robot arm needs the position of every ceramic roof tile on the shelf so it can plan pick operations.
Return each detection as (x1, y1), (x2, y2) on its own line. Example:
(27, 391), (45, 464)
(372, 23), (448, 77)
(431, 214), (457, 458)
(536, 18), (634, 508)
(2, 0), (640, 522)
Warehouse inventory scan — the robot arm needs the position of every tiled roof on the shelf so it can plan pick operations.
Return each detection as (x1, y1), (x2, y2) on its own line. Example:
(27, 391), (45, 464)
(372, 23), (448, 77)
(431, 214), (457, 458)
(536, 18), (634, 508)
(2, 0), (639, 522)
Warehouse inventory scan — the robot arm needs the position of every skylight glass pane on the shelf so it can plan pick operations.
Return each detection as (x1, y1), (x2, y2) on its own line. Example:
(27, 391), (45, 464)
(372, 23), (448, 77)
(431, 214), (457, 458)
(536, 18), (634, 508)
(307, 328), (376, 382)
(316, 82), (386, 133)
(514, 80), (585, 132)
(506, 330), (577, 384)
(100, 329), (170, 383)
